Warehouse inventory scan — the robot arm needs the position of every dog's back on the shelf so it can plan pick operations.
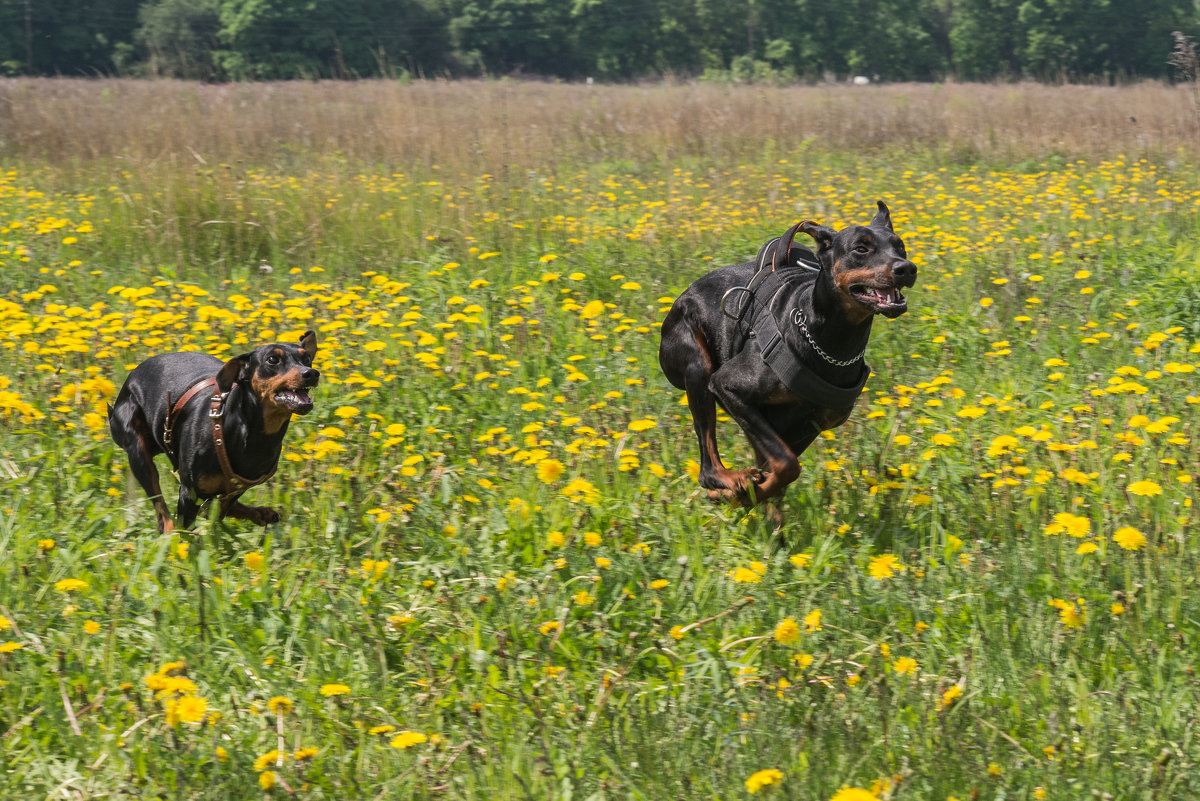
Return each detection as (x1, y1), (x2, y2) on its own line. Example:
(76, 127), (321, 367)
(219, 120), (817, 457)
(109, 352), (223, 454)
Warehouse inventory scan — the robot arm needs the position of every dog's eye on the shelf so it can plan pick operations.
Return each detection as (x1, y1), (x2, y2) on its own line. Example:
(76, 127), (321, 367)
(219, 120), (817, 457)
(266, 354), (280, 366)
(854, 244), (871, 254)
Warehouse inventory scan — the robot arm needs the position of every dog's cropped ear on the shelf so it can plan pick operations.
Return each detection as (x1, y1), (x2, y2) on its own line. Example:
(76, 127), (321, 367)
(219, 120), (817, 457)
(216, 353), (253, 393)
(798, 221), (835, 266)
(870, 200), (894, 231)
(299, 330), (318, 360)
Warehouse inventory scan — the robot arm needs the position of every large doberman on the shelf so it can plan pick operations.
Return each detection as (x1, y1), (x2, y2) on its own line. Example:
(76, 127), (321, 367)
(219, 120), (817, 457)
(659, 201), (916, 509)
(109, 332), (320, 532)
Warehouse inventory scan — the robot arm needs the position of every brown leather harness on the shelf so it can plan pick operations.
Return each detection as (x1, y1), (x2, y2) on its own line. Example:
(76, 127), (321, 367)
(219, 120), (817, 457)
(164, 377), (277, 500)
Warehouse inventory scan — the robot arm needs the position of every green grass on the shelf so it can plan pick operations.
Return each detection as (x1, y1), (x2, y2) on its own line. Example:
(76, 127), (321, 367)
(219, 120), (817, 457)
(3, 115), (1200, 800)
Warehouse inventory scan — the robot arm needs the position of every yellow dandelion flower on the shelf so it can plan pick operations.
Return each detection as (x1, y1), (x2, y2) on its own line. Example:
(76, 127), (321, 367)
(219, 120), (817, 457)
(320, 683), (351, 697)
(892, 656), (917, 675)
(745, 768), (784, 793)
(266, 696), (293, 715)
(773, 618), (801, 644)
(175, 695), (208, 724)
(867, 554), (903, 579)
(939, 684), (963, 709)
(829, 787), (880, 801)
(259, 771), (276, 790)
(1049, 598), (1086, 628)
(1043, 512), (1090, 538)
(1127, 480), (1162, 497)
(389, 731), (428, 749)
(1113, 527), (1146, 551)
(728, 567), (762, 583)
(628, 419), (657, 432)
(254, 749), (286, 771)
(536, 459), (564, 483)
(579, 300), (605, 320)
(788, 552), (812, 568)
(803, 609), (822, 633)
(54, 578), (88, 593)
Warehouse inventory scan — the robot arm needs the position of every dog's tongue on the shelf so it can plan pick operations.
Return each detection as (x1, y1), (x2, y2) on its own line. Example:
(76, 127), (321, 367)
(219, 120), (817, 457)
(275, 388), (313, 411)
(868, 287), (903, 305)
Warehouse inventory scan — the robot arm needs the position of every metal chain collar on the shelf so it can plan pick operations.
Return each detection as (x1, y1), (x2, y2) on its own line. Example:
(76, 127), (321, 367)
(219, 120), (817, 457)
(790, 308), (867, 367)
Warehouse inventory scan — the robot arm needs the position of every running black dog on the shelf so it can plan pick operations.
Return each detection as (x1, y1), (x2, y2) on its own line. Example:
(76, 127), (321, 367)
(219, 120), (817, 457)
(659, 201), (916, 507)
(109, 332), (320, 532)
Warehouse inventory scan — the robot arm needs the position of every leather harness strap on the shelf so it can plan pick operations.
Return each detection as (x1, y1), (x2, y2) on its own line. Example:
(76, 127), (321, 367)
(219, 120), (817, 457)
(745, 268), (871, 411)
(164, 377), (276, 498)
(164, 377), (219, 454)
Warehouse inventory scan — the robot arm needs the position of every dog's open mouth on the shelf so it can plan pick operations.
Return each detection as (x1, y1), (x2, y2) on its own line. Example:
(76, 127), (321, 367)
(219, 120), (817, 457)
(851, 284), (908, 318)
(274, 388), (314, 414)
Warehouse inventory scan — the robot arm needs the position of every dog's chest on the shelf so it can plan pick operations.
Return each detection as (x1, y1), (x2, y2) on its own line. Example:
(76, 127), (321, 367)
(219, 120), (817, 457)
(763, 394), (855, 438)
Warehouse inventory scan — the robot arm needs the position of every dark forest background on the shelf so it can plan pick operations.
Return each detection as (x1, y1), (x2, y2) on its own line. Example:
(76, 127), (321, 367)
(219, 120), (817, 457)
(1, 0), (1197, 83)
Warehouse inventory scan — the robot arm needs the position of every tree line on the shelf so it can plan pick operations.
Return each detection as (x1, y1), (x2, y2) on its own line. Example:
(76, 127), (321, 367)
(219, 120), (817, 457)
(1, 0), (1196, 83)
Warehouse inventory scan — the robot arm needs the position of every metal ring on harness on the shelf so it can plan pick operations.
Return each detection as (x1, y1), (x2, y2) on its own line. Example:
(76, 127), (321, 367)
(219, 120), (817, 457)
(720, 286), (755, 321)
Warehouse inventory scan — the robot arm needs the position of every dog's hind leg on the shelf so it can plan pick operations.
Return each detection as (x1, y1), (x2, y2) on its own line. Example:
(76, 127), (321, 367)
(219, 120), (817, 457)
(707, 354), (801, 505)
(109, 400), (175, 533)
(660, 319), (763, 500)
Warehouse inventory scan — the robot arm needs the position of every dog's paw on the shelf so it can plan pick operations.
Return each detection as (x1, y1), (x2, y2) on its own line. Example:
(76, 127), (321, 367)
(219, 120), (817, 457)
(707, 487), (744, 507)
(227, 503), (281, 526)
(250, 507), (281, 526)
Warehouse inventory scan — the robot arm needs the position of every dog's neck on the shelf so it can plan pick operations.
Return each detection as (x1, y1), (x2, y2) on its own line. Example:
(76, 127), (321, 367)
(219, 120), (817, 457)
(810, 268), (874, 342)
(221, 385), (289, 473)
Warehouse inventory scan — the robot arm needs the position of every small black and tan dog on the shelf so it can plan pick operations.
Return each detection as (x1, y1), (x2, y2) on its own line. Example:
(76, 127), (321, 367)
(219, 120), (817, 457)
(659, 201), (916, 508)
(109, 332), (320, 532)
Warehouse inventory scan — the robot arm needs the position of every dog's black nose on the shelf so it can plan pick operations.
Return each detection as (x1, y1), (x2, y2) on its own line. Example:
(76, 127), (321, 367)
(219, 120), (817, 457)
(892, 260), (917, 284)
(303, 368), (320, 385)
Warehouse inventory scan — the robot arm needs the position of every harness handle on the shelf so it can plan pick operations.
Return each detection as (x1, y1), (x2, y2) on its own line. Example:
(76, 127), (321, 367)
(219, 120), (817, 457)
(772, 221), (807, 272)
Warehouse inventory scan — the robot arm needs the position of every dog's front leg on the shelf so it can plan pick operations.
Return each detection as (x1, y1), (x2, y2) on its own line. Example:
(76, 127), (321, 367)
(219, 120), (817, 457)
(222, 495), (281, 526)
(708, 356), (800, 506)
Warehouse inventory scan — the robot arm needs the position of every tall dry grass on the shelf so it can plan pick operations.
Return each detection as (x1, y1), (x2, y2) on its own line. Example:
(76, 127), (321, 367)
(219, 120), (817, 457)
(2, 78), (1198, 171)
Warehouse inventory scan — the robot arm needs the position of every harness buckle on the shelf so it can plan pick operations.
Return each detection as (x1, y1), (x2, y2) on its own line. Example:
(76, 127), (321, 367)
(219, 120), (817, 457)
(209, 392), (228, 417)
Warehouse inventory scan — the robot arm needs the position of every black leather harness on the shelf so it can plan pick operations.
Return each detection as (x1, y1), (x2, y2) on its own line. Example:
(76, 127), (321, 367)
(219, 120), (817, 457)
(722, 223), (871, 410)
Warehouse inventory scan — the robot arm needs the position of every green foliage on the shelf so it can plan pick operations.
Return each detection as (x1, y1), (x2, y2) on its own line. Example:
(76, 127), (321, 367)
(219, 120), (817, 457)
(0, 0), (1197, 80)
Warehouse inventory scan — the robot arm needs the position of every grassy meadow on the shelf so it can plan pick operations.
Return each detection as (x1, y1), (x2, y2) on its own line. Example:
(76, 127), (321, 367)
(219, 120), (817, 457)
(4, 79), (1200, 799)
